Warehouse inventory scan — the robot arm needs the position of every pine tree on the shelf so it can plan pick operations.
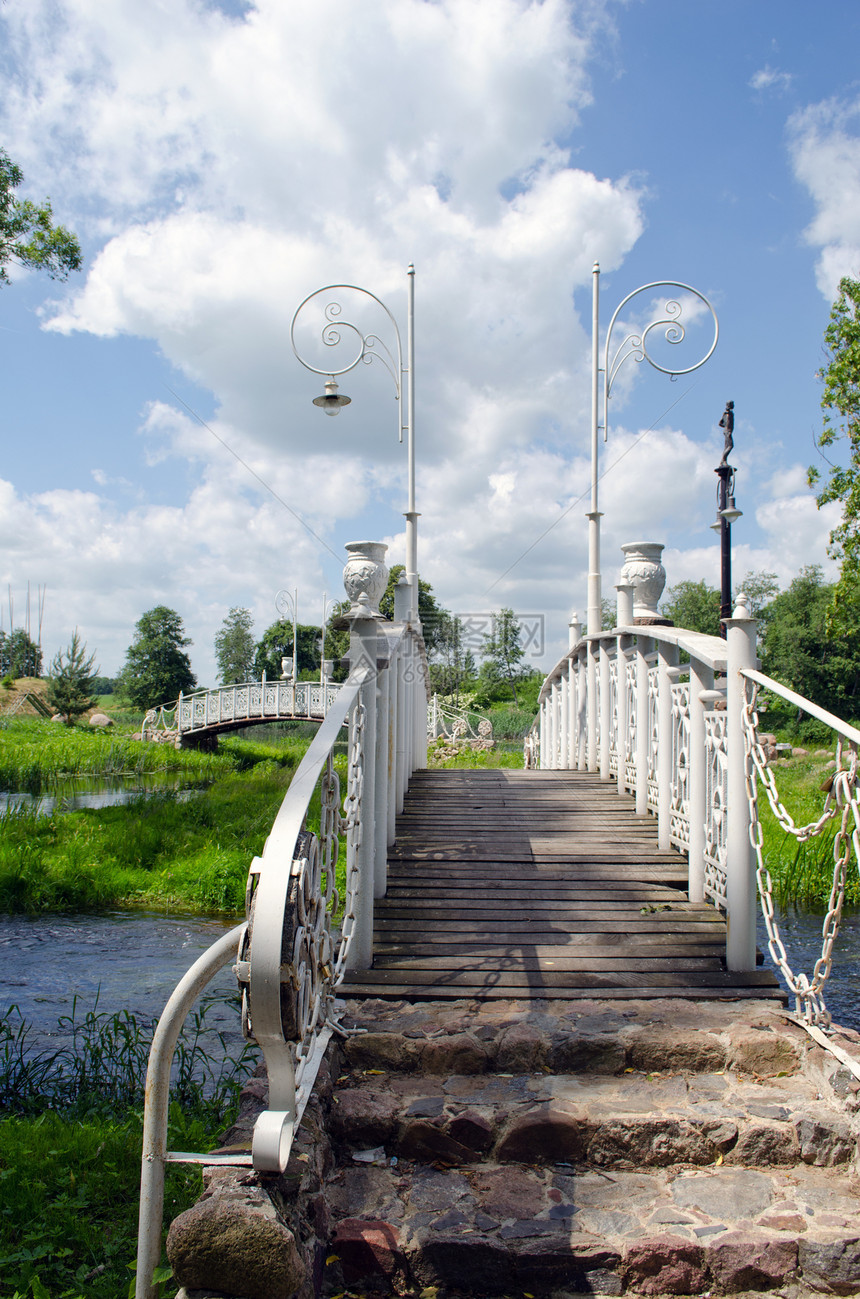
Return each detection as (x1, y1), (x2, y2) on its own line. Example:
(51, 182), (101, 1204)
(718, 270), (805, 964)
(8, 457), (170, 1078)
(46, 631), (98, 724)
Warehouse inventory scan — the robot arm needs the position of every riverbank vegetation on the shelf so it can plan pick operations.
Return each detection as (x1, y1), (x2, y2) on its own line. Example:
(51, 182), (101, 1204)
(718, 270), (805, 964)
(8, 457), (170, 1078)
(0, 719), (318, 914)
(756, 752), (858, 910)
(0, 997), (255, 1299)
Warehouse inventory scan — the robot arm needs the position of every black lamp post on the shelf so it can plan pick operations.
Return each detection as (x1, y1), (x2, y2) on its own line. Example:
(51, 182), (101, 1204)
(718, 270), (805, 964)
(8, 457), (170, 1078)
(712, 400), (742, 638)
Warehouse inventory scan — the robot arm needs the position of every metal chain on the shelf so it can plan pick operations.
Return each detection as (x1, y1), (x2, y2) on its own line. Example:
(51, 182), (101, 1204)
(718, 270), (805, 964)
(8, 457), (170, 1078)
(743, 678), (859, 1026)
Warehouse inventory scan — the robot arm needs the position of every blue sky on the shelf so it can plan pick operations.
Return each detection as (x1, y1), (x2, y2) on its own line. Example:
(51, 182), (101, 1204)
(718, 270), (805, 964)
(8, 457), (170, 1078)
(1, 0), (859, 685)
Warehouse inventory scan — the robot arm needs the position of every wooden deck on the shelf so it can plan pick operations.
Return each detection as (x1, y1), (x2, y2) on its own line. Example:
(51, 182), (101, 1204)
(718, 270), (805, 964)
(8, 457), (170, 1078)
(338, 768), (784, 1002)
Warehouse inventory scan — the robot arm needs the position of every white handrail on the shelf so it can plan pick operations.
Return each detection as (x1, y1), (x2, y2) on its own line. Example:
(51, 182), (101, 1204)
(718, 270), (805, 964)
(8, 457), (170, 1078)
(136, 609), (429, 1298)
(742, 667), (860, 746)
(530, 596), (860, 999)
(529, 601), (757, 969)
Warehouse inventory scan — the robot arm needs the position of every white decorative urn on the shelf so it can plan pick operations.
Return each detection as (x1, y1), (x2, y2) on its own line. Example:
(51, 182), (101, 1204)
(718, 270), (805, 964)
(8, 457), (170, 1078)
(343, 540), (389, 615)
(619, 542), (668, 622)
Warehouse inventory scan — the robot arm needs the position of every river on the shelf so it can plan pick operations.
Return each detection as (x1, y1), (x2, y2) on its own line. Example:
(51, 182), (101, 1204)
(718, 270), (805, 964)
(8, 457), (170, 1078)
(1, 905), (858, 1048)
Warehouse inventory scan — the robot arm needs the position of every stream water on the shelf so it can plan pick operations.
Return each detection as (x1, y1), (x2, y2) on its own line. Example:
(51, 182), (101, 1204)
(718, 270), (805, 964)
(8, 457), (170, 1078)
(0, 775), (204, 817)
(1, 906), (858, 1048)
(0, 910), (242, 1052)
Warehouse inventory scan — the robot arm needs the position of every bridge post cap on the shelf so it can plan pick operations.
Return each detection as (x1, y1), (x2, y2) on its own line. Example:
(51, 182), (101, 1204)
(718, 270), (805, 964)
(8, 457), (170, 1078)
(344, 592), (384, 622)
(724, 591), (754, 623)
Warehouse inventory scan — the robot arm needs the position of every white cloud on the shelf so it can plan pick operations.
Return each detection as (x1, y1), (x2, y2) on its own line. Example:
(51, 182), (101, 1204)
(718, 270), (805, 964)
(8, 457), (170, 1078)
(0, 0), (843, 693)
(789, 95), (860, 299)
(749, 65), (793, 94)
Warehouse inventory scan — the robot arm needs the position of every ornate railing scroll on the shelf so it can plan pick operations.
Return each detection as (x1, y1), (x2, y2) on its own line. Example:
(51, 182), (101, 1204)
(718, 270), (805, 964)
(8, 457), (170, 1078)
(702, 704), (728, 907)
(136, 612), (430, 1299)
(669, 679), (692, 852)
(428, 695), (494, 746)
(234, 668), (366, 1173)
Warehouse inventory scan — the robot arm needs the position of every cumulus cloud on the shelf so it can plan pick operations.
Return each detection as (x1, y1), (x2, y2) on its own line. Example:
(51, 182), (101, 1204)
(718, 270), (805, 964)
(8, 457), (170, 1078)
(0, 0), (840, 685)
(789, 95), (860, 299)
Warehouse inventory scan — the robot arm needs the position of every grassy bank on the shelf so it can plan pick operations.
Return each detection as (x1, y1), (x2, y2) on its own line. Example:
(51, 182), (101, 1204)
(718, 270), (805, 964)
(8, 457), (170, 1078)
(757, 752), (858, 909)
(0, 999), (255, 1299)
(0, 724), (317, 914)
(0, 717), (240, 792)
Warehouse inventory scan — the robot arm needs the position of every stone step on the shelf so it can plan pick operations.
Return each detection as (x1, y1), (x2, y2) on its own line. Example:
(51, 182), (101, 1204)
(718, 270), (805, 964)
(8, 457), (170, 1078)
(338, 995), (806, 1078)
(167, 996), (860, 1299)
(330, 1066), (857, 1174)
(327, 1157), (860, 1296)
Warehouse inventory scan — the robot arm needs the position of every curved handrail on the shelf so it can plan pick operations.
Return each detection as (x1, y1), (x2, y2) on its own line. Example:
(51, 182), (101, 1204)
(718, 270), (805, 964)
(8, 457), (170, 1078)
(538, 623), (728, 705)
(742, 667), (860, 746)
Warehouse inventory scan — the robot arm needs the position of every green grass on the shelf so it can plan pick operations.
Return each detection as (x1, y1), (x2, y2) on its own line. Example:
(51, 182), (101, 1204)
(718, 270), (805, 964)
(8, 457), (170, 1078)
(0, 733), (315, 914)
(427, 737), (524, 769)
(756, 753), (859, 909)
(0, 718), (239, 793)
(0, 998), (256, 1299)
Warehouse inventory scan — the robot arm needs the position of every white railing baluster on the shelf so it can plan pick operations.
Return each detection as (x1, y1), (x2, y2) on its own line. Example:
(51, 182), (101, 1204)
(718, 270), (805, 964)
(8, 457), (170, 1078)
(586, 640), (598, 772)
(657, 640), (679, 849)
(375, 650), (391, 899)
(688, 658), (713, 902)
(725, 597), (757, 971)
(599, 640), (612, 780)
(635, 634), (652, 816)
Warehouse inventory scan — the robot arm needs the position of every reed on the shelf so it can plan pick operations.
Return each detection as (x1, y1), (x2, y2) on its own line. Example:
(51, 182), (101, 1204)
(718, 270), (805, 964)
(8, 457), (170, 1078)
(0, 717), (238, 792)
(0, 996), (257, 1299)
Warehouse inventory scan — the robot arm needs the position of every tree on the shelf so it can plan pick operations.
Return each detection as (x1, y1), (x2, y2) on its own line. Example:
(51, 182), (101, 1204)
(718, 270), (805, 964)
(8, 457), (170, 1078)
(660, 580), (722, 637)
(214, 607), (255, 684)
(0, 627), (43, 678)
(480, 607), (525, 705)
(379, 565), (448, 653)
(809, 275), (860, 634)
(46, 631), (98, 724)
(760, 566), (860, 719)
(428, 612), (476, 704)
(0, 149), (82, 285)
(735, 570), (780, 619)
(253, 621), (321, 680)
(122, 606), (197, 709)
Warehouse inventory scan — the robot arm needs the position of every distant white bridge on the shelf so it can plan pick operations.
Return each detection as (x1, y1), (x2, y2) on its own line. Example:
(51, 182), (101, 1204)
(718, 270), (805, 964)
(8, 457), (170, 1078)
(142, 678), (341, 743)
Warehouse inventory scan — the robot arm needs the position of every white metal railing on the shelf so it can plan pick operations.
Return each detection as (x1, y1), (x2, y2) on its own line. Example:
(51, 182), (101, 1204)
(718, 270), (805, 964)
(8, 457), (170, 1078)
(142, 678), (342, 741)
(527, 592), (860, 1030)
(427, 694), (493, 746)
(135, 601), (429, 1299)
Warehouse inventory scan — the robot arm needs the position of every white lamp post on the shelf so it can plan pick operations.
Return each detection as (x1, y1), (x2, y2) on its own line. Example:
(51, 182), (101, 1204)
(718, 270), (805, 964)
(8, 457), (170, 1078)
(291, 265), (418, 624)
(587, 264), (720, 634)
(274, 588), (298, 684)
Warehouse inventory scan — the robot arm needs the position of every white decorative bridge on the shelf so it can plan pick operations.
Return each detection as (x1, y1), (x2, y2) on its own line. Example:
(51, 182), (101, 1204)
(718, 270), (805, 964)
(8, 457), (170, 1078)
(142, 679), (341, 743)
(134, 561), (860, 1297)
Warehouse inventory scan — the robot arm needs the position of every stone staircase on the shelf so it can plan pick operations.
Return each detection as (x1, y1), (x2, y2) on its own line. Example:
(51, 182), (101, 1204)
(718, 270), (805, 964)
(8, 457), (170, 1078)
(169, 995), (860, 1298)
(322, 996), (860, 1296)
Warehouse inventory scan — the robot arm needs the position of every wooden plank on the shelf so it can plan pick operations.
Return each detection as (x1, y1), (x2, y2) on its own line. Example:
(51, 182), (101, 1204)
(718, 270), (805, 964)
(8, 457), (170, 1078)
(373, 956), (725, 972)
(374, 940), (732, 961)
(340, 766), (784, 1005)
(337, 981), (785, 1001)
(341, 967), (781, 990)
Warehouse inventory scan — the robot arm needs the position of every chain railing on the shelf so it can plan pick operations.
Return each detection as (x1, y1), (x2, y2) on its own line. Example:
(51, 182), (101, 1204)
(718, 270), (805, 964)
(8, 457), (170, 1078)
(742, 670), (860, 1026)
(527, 593), (860, 1028)
(135, 581), (429, 1299)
